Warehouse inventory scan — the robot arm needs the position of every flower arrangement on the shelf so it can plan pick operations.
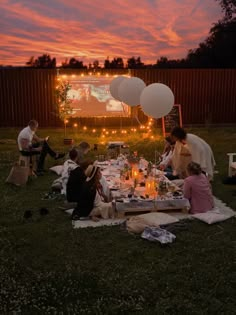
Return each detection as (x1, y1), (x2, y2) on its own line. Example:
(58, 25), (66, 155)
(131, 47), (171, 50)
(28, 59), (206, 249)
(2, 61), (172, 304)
(127, 153), (140, 166)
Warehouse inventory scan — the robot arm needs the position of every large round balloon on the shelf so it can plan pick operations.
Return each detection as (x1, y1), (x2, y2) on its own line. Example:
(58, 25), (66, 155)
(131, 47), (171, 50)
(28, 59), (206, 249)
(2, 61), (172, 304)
(140, 83), (174, 118)
(118, 77), (146, 106)
(109, 76), (127, 101)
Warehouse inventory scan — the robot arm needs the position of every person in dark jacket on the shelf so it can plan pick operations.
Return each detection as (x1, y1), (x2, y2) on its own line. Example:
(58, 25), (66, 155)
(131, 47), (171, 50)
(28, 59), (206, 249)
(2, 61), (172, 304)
(66, 159), (93, 203)
(72, 165), (113, 221)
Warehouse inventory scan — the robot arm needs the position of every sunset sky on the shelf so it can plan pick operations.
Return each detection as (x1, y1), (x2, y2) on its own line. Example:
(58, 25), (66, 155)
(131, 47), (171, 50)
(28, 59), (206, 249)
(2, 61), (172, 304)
(0, 0), (222, 66)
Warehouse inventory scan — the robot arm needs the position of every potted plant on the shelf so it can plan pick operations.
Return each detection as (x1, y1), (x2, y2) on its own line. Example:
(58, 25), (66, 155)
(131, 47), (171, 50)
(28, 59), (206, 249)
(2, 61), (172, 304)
(55, 80), (74, 145)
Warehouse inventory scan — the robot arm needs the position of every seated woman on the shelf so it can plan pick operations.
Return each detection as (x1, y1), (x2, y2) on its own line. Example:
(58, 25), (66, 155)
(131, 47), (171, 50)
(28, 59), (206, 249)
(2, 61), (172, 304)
(183, 162), (214, 214)
(72, 165), (113, 221)
(160, 137), (175, 167)
(159, 137), (178, 180)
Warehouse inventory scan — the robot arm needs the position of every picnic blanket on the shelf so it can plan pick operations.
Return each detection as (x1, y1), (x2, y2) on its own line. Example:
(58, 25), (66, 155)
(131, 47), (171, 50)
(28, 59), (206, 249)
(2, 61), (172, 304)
(66, 196), (235, 229)
(65, 209), (125, 228)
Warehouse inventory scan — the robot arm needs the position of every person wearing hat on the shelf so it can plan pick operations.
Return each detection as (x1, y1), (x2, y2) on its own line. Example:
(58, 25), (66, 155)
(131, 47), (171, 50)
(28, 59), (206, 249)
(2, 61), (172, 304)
(72, 165), (113, 221)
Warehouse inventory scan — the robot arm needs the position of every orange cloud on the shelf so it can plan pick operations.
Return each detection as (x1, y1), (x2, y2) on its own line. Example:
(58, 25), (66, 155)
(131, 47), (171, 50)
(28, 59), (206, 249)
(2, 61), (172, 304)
(0, 0), (222, 66)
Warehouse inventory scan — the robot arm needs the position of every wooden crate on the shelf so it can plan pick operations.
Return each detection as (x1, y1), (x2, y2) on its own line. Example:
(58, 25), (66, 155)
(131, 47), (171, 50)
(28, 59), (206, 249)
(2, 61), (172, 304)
(114, 200), (189, 218)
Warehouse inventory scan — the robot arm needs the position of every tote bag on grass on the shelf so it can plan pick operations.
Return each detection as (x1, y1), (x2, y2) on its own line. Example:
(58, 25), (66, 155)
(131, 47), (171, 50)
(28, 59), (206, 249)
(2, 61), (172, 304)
(6, 162), (29, 186)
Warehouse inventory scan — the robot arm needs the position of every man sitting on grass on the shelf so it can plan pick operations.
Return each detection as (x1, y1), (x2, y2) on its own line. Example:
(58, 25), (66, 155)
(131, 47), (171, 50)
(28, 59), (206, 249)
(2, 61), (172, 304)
(74, 141), (91, 165)
(17, 119), (65, 175)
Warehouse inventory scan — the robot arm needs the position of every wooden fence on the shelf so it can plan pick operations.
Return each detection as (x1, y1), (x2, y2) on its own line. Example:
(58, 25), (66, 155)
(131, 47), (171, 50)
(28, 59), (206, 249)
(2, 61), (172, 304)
(0, 68), (235, 127)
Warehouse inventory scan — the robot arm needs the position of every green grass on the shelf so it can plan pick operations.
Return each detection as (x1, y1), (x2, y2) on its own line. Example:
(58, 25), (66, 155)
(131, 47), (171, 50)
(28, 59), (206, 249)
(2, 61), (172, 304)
(0, 127), (235, 314)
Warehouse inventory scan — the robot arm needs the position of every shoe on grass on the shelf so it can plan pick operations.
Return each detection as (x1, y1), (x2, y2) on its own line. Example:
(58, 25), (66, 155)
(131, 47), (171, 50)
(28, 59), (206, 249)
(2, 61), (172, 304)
(23, 210), (33, 219)
(39, 207), (49, 215)
(41, 192), (57, 200)
(55, 153), (65, 160)
(35, 170), (44, 176)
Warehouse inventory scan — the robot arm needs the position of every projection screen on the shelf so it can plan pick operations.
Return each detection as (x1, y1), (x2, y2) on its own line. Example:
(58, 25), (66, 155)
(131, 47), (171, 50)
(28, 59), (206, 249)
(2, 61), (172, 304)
(65, 75), (131, 117)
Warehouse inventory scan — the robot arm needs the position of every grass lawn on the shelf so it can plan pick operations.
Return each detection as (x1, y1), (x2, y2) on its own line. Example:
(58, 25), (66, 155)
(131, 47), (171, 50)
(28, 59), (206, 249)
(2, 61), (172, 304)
(0, 127), (235, 315)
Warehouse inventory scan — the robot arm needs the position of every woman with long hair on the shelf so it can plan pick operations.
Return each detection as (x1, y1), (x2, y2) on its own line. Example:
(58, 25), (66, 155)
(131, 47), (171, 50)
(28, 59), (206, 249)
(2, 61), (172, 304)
(72, 165), (113, 221)
(171, 127), (215, 180)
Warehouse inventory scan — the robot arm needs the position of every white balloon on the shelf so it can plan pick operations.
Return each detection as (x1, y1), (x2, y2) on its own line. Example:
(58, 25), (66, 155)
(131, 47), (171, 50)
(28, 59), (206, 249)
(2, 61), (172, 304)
(140, 83), (174, 118)
(109, 76), (127, 100)
(118, 77), (146, 106)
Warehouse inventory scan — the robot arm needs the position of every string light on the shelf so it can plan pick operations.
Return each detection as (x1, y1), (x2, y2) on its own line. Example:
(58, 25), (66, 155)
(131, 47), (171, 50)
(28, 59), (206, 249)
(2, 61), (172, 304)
(73, 123), (78, 127)
(83, 126), (87, 131)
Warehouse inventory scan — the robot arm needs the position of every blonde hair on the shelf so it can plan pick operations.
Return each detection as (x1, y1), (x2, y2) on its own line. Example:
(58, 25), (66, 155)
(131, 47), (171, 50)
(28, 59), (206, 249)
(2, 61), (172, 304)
(187, 162), (202, 175)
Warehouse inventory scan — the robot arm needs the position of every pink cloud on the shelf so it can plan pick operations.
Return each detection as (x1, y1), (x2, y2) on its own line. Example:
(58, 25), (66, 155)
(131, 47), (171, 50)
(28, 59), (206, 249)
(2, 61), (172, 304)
(0, 0), (222, 66)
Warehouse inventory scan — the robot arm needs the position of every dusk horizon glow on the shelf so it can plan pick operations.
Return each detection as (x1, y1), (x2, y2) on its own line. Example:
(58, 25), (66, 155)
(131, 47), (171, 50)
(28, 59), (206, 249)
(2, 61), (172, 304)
(0, 0), (222, 66)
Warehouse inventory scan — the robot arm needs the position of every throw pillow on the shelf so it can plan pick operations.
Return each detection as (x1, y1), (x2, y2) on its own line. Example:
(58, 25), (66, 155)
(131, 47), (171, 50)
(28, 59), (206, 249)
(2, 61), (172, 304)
(50, 165), (64, 176)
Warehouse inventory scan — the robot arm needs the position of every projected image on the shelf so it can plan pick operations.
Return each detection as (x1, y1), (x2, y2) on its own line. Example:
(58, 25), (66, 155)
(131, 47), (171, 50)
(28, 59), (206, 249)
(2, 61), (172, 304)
(66, 76), (130, 117)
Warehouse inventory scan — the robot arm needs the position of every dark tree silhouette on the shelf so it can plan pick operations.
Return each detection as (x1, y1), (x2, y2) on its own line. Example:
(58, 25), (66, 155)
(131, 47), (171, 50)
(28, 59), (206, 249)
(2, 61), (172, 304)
(154, 56), (188, 68)
(186, 18), (236, 68)
(61, 58), (87, 69)
(104, 57), (111, 69)
(26, 56), (35, 67)
(104, 57), (124, 68)
(216, 0), (236, 19)
(127, 56), (144, 68)
(26, 54), (56, 68)
(93, 60), (100, 69)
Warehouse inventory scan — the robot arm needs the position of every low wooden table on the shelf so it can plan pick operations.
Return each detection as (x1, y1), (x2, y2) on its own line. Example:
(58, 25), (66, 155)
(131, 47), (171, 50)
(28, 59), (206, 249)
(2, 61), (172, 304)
(114, 198), (190, 218)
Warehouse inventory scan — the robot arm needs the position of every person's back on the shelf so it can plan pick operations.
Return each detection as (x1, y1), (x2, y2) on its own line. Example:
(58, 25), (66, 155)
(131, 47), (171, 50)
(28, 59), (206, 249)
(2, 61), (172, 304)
(183, 163), (214, 214)
(74, 141), (91, 165)
(186, 133), (215, 179)
(66, 166), (86, 202)
(74, 180), (96, 217)
(17, 126), (33, 151)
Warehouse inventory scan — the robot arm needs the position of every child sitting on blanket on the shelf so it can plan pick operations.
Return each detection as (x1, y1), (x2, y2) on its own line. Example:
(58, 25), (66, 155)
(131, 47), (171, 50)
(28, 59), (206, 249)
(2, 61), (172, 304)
(72, 165), (113, 221)
(183, 162), (214, 214)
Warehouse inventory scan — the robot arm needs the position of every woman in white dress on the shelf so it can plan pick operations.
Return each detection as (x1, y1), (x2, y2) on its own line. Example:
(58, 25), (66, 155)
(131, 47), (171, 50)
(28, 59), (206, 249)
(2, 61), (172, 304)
(171, 127), (216, 180)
